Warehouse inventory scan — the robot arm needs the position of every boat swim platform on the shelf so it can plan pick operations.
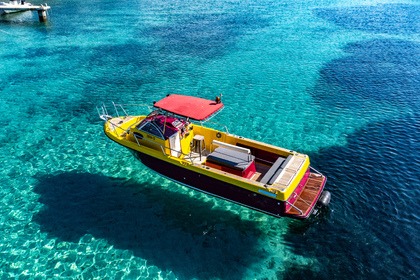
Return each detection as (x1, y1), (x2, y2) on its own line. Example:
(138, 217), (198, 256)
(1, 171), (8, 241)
(0, 3), (51, 22)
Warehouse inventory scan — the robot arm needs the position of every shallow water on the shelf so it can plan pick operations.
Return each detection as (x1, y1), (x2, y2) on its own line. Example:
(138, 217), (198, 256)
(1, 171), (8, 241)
(0, 0), (419, 279)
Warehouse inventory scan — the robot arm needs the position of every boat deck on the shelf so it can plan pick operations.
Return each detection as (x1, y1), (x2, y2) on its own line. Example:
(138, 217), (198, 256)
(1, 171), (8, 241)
(255, 161), (271, 174)
(187, 152), (269, 182)
(285, 172), (325, 216)
(187, 155), (292, 184)
(108, 116), (135, 137)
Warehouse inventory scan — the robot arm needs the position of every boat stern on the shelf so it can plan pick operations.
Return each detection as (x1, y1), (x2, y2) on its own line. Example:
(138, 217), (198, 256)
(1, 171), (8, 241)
(260, 153), (329, 219)
(283, 167), (328, 219)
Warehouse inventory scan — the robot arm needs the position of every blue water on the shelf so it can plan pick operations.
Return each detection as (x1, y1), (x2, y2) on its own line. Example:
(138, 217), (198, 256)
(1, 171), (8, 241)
(1, 0), (419, 279)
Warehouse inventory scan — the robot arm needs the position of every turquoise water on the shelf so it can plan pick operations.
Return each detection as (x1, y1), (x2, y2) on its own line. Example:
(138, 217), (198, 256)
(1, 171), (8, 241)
(1, 0), (419, 279)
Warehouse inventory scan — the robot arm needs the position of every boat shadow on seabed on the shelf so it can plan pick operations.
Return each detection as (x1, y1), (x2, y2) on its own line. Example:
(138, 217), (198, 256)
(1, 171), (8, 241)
(32, 171), (266, 279)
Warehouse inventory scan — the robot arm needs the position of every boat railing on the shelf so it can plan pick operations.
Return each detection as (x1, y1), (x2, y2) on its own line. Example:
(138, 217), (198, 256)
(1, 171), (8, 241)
(97, 103), (112, 121)
(133, 132), (141, 146)
(285, 200), (303, 215)
(132, 133), (198, 163)
(114, 103), (154, 116)
(96, 104), (131, 136)
(97, 102), (153, 120)
(202, 120), (230, 134)
(310, 166), (325, 177)
(112, 102), (129, 118)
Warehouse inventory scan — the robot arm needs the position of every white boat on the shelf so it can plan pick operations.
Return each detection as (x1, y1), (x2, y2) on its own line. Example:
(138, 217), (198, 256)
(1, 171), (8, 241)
(0, 1), (33, 15)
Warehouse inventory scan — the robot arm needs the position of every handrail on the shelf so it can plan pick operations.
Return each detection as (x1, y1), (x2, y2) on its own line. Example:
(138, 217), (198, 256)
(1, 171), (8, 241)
(204, 120), (230, 134)
(285, 200), (303, 215)
(133, 133), (193, 161)
(98, 102), (153, 119)
(97, 103), (112, 121)
(112, 102), (129, 118)
(298, 196), (311, 206)
(113, 103), (152, 109)
(133, 132), (141, 146)
(310, 166), (324, 176)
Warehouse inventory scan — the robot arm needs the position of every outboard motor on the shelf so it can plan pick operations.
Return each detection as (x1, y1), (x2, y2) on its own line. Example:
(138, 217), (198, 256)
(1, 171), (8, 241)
(318, 191), (331, 207)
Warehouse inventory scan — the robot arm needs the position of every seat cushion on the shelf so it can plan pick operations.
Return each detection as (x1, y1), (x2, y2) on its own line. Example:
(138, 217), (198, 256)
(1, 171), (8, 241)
(207, 147), (255, 171)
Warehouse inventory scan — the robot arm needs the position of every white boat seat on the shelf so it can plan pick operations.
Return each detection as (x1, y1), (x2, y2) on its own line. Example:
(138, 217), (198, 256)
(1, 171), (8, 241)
(260, 155), (293, 185)
(207, 147), (255, 171)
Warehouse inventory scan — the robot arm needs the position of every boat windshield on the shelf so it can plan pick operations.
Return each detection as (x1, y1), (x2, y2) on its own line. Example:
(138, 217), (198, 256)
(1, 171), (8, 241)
(137, 114), (184, 139)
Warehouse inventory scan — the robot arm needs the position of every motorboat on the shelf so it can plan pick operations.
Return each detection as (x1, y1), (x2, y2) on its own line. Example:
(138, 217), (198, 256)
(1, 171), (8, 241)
(99, 94), (330, 219)
(0, 1), (32, 14)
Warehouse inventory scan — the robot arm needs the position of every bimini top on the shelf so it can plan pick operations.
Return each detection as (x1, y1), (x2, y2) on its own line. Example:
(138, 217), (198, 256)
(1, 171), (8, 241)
(153, 94), (224, 121)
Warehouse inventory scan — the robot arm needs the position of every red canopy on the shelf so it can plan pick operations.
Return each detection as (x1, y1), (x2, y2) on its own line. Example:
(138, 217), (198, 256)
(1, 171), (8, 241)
(153, 94), (224, 121)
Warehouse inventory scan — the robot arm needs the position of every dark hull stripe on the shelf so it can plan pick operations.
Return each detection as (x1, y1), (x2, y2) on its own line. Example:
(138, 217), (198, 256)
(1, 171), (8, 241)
(132, 151), (292, 218)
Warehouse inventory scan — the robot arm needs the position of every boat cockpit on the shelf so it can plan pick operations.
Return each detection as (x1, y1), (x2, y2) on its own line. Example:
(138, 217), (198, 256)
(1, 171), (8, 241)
(136, 112), (190, 140)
